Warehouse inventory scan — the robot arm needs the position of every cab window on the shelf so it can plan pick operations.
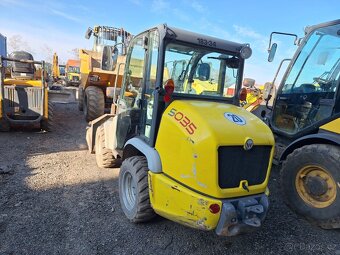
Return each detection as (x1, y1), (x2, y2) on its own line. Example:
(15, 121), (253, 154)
(164, 43), (240, 98)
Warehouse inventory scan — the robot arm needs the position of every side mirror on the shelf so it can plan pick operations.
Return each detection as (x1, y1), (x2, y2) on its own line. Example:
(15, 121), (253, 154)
(263, 82), (274, 100)
(197, 63), (210, 81)
(85, 27), (92, 39)
(268, 43), (277, 62)
(101, 45), (118, 71)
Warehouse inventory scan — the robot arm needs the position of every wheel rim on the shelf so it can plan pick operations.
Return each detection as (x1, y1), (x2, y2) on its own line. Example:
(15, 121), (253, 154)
(122, 171), (137, 211)
(295, 165), (337, 208)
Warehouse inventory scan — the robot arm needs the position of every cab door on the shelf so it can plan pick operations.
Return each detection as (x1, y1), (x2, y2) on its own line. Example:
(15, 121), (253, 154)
(115, 34), (146, 150)
(115, 30), (160, 150)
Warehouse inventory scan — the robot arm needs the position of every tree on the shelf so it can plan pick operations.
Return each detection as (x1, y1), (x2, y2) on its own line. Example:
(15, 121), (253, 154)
(70, 48), (80, 59)
(40, 44), (54, 63)
(8, 35), (33, 54)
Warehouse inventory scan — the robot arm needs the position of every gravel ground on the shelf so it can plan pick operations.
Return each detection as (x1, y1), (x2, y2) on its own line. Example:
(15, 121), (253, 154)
(0, 102), (339, 255)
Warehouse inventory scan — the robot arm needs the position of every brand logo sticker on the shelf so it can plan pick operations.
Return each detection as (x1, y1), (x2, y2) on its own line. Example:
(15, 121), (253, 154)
(244, 139), (254, 151)
(224, 112), (246, 125)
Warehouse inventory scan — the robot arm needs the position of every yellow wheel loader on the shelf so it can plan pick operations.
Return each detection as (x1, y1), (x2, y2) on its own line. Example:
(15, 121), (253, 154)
(78, 26), (132, 121)
(0, 51), (53, 131)
(86, 24), (275, 236)
(262, 19), (340, 229)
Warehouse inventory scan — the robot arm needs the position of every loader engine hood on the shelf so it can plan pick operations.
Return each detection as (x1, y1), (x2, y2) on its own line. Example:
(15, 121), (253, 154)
(155, 100), (275, 199)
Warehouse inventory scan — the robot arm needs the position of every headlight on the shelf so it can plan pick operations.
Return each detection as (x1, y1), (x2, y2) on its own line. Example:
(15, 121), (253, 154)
(240, 44), (252, 59)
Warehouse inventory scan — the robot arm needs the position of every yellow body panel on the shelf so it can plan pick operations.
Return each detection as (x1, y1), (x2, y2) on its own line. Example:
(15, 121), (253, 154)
(68, 72), (80, 81)
(320, 118), (340, 134)
(155, 100), (274, 199)
(4, 79), (43, 87)
(44, 89), (48, 118)
(79, 49), (126, 89)
(243, 86), (264, 111)
(2, 79), (49, 118)
(149, 172), (221, 230)
(190, 80), (217, 94)
(52, 53), (60, 78)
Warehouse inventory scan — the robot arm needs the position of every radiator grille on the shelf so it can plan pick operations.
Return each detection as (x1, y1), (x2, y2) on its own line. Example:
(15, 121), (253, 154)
(218, 146), (271, 189)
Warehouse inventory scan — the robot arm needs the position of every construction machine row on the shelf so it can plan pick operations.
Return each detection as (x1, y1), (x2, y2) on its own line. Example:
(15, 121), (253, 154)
(0, 19), (339, 236)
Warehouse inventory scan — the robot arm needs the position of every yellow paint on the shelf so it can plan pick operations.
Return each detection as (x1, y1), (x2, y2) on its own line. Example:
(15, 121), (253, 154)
(295, 165), (337, 208)
(52, 52), (60, 78)
(79, 49), (126, 90)
(79, 48), (168, 93)
(320, 118), (340, 134)
(148, 172), (221, 230)
(243, 85), (264, 111)
(68, 72), (80, 80)
(44, 89), (49, 118)
(4, 79), (43, 87)
(189, 79), (218, 94)
(155, 100), (274, 199)
(2, 79), (49, 119)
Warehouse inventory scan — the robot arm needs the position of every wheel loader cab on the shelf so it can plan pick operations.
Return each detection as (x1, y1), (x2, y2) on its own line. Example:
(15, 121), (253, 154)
(271, 22), (340, 137)
(115, 29), (248, 147)
(89, 25), (275, 237)
(266, 20), (340, 229)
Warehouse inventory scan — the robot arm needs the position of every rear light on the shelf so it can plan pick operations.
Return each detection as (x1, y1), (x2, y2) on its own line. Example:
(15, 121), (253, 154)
(239, 87), (247, 101)
(164, 94), (171, 103)
(209, 203), (220, 214)
(163, 79), (175, 103)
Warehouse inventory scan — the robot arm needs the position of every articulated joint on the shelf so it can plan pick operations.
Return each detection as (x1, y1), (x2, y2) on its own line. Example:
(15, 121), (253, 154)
(215, 193), (269, 236)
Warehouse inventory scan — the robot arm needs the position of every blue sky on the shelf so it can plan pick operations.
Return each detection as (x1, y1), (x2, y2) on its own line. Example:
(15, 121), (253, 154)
(0, 0), (339, 84)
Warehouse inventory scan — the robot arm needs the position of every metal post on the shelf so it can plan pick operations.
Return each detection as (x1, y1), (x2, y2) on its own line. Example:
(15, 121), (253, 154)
(0, 56), (4, 113)
(41, 60), (46, 116)
(113, 62), (125, 102)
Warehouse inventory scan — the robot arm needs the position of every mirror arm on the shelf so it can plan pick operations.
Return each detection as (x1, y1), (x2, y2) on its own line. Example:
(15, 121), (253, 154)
(268, 32), (298, 51)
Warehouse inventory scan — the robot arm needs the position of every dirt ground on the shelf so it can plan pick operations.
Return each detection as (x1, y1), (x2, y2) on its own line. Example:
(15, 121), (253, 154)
(0, 102), (339, 255)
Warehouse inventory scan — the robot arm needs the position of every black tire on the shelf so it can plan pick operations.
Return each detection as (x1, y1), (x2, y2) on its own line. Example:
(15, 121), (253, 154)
(84, 86), (105, 122)
(0, 118), (10, 132)
(78, 87), (84, 111)
(119, 156), (156, 223)
(41, 101), (54, 132)
(95, 125), (120, 168)
(280, 144), (340, 229)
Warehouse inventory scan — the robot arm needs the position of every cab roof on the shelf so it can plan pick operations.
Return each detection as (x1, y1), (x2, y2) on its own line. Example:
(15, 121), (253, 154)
(162, 24), (249, 54)
(135, 24), (250, 55)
